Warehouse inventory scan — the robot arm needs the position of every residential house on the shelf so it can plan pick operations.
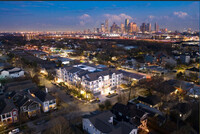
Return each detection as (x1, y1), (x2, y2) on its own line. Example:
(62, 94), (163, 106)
(60, 49), (75, 57)
(31, 89), (56, 112)
(0, 98), (18, 124)
(145, 55), (156, 64)
(172, 80), (194, 94)
(135, 95), (162, 110)
(57, 57), (73, 65)
(9, 91), (41, 118)
(111, 103), (148, 130)
(128, 99), (166, 126)
(187, 85), (200, 98)
(185, 67), (198, 76)
(0, 67), (24, 79)
(150, 80), (176, 101)
(39, 61), (57, 75)
(0, 62), (11, 70)
(172, 103), (192, 121)
(118, 70), (146, 82)
(161, 56), (177, 66)
(180, 54), (190, 64)
(27, 50), (48, 60)
(4, 80), (37, 93)
(82, 111), (138, 134)
(145, 66), (168, 75)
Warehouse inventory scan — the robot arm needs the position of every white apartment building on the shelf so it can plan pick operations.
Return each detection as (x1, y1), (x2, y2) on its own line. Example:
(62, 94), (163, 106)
(56, 64), (123, 95)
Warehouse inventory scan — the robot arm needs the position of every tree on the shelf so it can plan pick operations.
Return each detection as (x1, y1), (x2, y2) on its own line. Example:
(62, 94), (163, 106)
(126, 78), (135, 100)
(176, 72), (183, 79)
(98, 104), (105, 111)
(104, 100), (111, 109)
(117, 93), (129, 104)
(32, 74), (40, 85)
(44, 116), (74, 134)
(165, 63), (174, 70)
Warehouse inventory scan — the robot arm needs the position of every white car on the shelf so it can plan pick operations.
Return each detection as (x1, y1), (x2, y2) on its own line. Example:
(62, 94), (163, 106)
(8, 128), (20, 134)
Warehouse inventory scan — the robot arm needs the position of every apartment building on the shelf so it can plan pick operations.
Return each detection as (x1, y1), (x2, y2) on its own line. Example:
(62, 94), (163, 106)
(56, 63), (123, 95)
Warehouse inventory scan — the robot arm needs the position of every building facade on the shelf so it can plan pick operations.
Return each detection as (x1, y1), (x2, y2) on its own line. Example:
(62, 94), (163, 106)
(82, 111), (138, 134)
(56, 64), (123, 95)
(0, 98), (18, 125)
(0, 67), (24, 79)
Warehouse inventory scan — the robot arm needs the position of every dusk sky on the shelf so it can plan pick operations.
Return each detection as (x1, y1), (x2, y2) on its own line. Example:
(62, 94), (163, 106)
(0, 1), (199, 32)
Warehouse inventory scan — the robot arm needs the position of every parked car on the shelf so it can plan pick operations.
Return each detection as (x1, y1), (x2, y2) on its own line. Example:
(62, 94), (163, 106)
(8, 128), (20, 134)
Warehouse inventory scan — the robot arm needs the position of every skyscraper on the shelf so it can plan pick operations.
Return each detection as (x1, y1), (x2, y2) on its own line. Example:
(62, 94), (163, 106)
(140, 23), (146, 33)
(132, 23), (137, 32)
(155, 22), (159, 32)
(110, 22), (120, 33)
(125, 19), (129, 33)
(146, 23), (151, 32)
(105, 19), (109, 33)
(101, 23), (105, 33)
(128, 22), (133, 33)
(120, 23), (125, 33)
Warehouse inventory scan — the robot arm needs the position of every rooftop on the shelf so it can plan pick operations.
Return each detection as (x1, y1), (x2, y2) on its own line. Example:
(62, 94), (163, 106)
(83, 111), (137, 134)
(137, 95), (161, 106)
(0, 97), (17, 114)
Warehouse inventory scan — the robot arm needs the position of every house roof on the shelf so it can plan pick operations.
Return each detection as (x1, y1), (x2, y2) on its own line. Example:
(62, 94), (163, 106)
(154, 81), (176, 94)
(112, 103), (130, 116)
(112, 103), (147, 126)
(83, 111), (137, 134)
(172, 103), (191, 114)
(173, 80), (194, 91)
(186, 67), (199, 72)
(5, 80), (37, 93)
(188, 85), (200, 96)
(0, 97), (17, 115)
(110, 122), (137, 134)
(32, 89), (55, 102)
(64, 66), (83, 73)
(137, 95), (161, 106)
(0, 62), (11, 68)
(64, 66), (122, 82)
(85, 69), (121, 81)
(27, 50), (47, 55)
(13, 91), (40, 108)
(118, 70), (145, 80)
(1, 67), (22, 74)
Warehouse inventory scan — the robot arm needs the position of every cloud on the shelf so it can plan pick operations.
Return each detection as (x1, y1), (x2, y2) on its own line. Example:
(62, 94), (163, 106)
(79, 14), (91, 20)
(173, 11), (188, 18)
(103, 13), (132, 23)
(79, 14), (92, 26)
(148, 15), (155, 20)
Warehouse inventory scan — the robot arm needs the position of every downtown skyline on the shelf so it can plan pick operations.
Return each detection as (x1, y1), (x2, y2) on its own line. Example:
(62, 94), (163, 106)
(0, 1), (199, 32)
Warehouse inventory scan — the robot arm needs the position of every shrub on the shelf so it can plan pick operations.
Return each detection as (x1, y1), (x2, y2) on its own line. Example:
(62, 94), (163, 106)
(104, 100), (111, 109)
(98, 104), (105, 111)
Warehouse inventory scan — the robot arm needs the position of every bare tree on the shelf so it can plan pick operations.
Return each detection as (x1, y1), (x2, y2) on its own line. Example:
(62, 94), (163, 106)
(44, 116), (74, 134)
